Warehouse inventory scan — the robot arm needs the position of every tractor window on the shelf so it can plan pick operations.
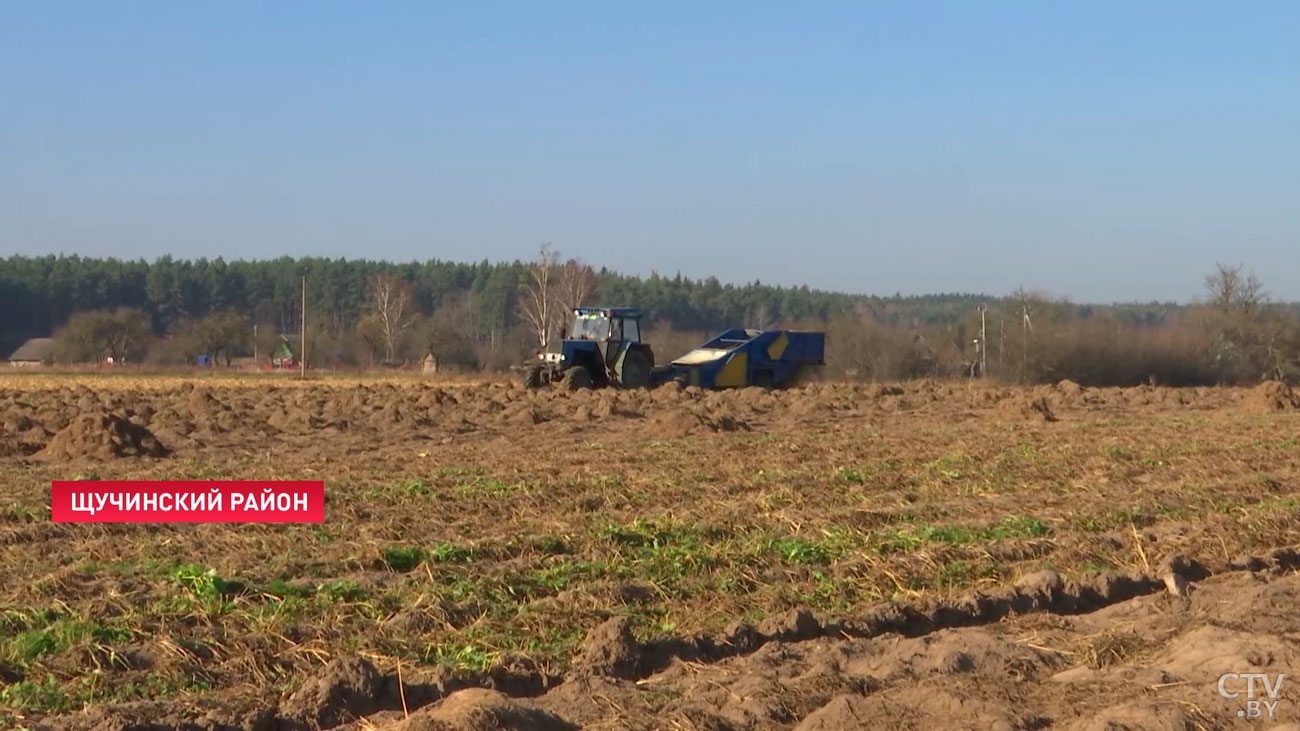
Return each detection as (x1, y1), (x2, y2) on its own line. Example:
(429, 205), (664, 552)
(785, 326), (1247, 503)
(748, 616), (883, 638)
(622, 318), (641, 342)
(571, 314), (609, 341)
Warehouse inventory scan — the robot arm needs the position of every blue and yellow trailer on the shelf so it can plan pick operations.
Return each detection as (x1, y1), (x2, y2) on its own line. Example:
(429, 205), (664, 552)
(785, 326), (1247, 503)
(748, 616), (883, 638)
(654, 328), (825, 388)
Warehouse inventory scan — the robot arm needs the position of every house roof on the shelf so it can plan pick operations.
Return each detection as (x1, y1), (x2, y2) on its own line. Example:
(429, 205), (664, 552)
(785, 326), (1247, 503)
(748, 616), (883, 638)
(8, 338), (55, 362)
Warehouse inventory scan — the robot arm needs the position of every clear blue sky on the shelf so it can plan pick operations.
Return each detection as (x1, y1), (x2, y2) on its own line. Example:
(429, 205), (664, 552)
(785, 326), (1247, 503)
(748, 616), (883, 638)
(2, 2), (1297, 302)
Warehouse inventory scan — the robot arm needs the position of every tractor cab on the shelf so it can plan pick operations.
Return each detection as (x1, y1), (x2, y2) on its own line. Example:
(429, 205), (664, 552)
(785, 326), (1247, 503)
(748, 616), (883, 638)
(559, 307), (651, 387)
(565, 307), (642, 344)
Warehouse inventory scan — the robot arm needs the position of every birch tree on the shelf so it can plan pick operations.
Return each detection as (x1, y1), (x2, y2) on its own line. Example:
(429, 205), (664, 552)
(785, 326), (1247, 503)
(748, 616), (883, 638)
(518, 244), (560, 349)
(368, 274), (415, 363)
(555, 258), (597, 331)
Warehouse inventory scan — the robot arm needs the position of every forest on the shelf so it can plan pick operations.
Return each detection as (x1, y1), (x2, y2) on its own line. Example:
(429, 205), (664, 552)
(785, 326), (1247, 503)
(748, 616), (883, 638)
(1, 252), (1294, 386)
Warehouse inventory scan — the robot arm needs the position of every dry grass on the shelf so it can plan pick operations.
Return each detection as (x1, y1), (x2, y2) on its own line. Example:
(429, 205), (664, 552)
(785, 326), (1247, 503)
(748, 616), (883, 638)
(1076, 629), (1158, 669)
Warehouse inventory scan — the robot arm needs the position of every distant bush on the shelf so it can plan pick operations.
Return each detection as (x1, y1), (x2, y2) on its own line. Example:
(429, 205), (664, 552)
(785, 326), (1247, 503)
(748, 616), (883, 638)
(820, 282), (1300, 387)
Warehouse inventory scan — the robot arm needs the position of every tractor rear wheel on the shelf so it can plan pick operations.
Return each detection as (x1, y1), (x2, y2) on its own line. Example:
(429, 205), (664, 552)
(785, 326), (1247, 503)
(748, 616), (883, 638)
(617, 347), (653, 388)
(522, 365), (544, 389)
(562, 366), (593, 391)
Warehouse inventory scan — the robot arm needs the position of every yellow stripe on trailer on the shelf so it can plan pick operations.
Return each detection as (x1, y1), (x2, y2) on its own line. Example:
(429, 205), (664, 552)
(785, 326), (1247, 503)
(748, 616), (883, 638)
(766, 332), (789, 361)
(715, 351), (749, 387)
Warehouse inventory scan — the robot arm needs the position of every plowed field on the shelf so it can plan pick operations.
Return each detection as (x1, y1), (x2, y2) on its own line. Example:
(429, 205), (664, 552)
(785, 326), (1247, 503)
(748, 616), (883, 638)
(3, 375), (1300, 730)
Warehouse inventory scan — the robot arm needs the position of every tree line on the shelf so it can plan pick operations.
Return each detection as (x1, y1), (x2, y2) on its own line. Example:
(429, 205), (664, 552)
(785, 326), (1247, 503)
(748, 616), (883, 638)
(826, 265), (1300, 386)
(2, 253), (1294, 385)
(0, 251), (867, 368)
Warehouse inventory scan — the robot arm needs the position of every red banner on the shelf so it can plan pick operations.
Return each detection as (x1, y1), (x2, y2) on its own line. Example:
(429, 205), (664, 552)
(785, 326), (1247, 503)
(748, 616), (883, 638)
(51, 481), (324, 523)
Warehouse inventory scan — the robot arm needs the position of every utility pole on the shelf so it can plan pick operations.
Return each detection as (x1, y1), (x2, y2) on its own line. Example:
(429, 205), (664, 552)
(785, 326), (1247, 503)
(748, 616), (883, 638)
(300, 275), (307, 379)
(978, 304), (988, 378)
(253, 324), (258, 363)
(1021, 302), (1033, 381)
(998, 316), (1005, 369)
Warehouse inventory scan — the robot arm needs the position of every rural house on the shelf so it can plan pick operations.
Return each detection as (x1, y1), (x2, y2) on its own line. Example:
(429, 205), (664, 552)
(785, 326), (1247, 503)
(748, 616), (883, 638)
(7, 338), (55, 367)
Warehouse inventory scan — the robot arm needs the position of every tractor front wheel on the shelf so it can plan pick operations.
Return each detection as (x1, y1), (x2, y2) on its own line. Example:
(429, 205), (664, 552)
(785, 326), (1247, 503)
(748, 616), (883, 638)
(562, 366), (593, 391)
(522, 365), (544, 389)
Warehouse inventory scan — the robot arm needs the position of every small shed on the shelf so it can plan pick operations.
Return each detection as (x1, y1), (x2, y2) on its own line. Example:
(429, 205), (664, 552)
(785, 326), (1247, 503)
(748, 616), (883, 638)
(7, 338), (55, 367)
(271, 338), (296, 368)
(421, 352), (439, 375)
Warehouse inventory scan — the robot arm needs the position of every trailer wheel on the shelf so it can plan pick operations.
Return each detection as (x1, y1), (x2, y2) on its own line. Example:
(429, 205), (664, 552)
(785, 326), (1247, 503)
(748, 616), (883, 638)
(780, 364), (814, 389)
(562, 366), (593, 391)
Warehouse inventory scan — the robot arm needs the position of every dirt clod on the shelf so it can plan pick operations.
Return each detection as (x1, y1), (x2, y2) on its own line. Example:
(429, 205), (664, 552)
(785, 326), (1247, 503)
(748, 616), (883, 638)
(37, 413), (168, 460)
(1015, 569), (1065, 604)
(1244, 380), (1300, 411)
(757, 607), (821, 642)
(389, 688), (576, 731)
(718, 620), (761, 654)
(282, 656), (385, 728)
(574, 617), (643, 679)
(995, 394), (1058, 422)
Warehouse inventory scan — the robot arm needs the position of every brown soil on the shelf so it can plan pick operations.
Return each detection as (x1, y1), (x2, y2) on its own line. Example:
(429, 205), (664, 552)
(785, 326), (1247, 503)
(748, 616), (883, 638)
(281, 657), (387, 728)
(52, 557), (1299, 730)
(390, 688), (577, 731)
(995, 394), (1058, 422)
(36, 412), (169, 460)
(1244, 380), (1300, 412)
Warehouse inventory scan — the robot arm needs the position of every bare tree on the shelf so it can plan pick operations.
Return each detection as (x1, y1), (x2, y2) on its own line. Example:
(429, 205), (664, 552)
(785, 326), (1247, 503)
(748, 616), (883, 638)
(1203, 263), (1271, 381)
(368, 274), (415, 363)
(518, 244), (561, 350)
(555, 258), (597, 335)
(54, 308), (152, 364)
(355, 313), (386, 366)
(1205, 263), (1267, 314)
(414, 293), (480, 368)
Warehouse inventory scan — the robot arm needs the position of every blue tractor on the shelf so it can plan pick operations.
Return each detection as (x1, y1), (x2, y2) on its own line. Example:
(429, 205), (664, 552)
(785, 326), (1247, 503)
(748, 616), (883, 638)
(524, 307), (656, 390)
(523, 306), (826, 390)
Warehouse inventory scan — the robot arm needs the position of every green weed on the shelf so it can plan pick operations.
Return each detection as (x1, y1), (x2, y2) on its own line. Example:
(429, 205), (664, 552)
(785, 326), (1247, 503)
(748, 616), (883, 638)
(423, 643), (496, 671)
(0, 676), (80, 713)
(263, 578), (314, 600)
(170, 564), (232, 599)
(767, 537), (834, 565)
(317, 580), (367, 602)
(382, 546), (425, 572)
(1081, 505), (1148, 531)
(835, 466), (866, 484)
(402, 479), (433, 496)
(429, 540), (478, 563)
(4, 618), (132, 666)
(876, 515), (1048, 553)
